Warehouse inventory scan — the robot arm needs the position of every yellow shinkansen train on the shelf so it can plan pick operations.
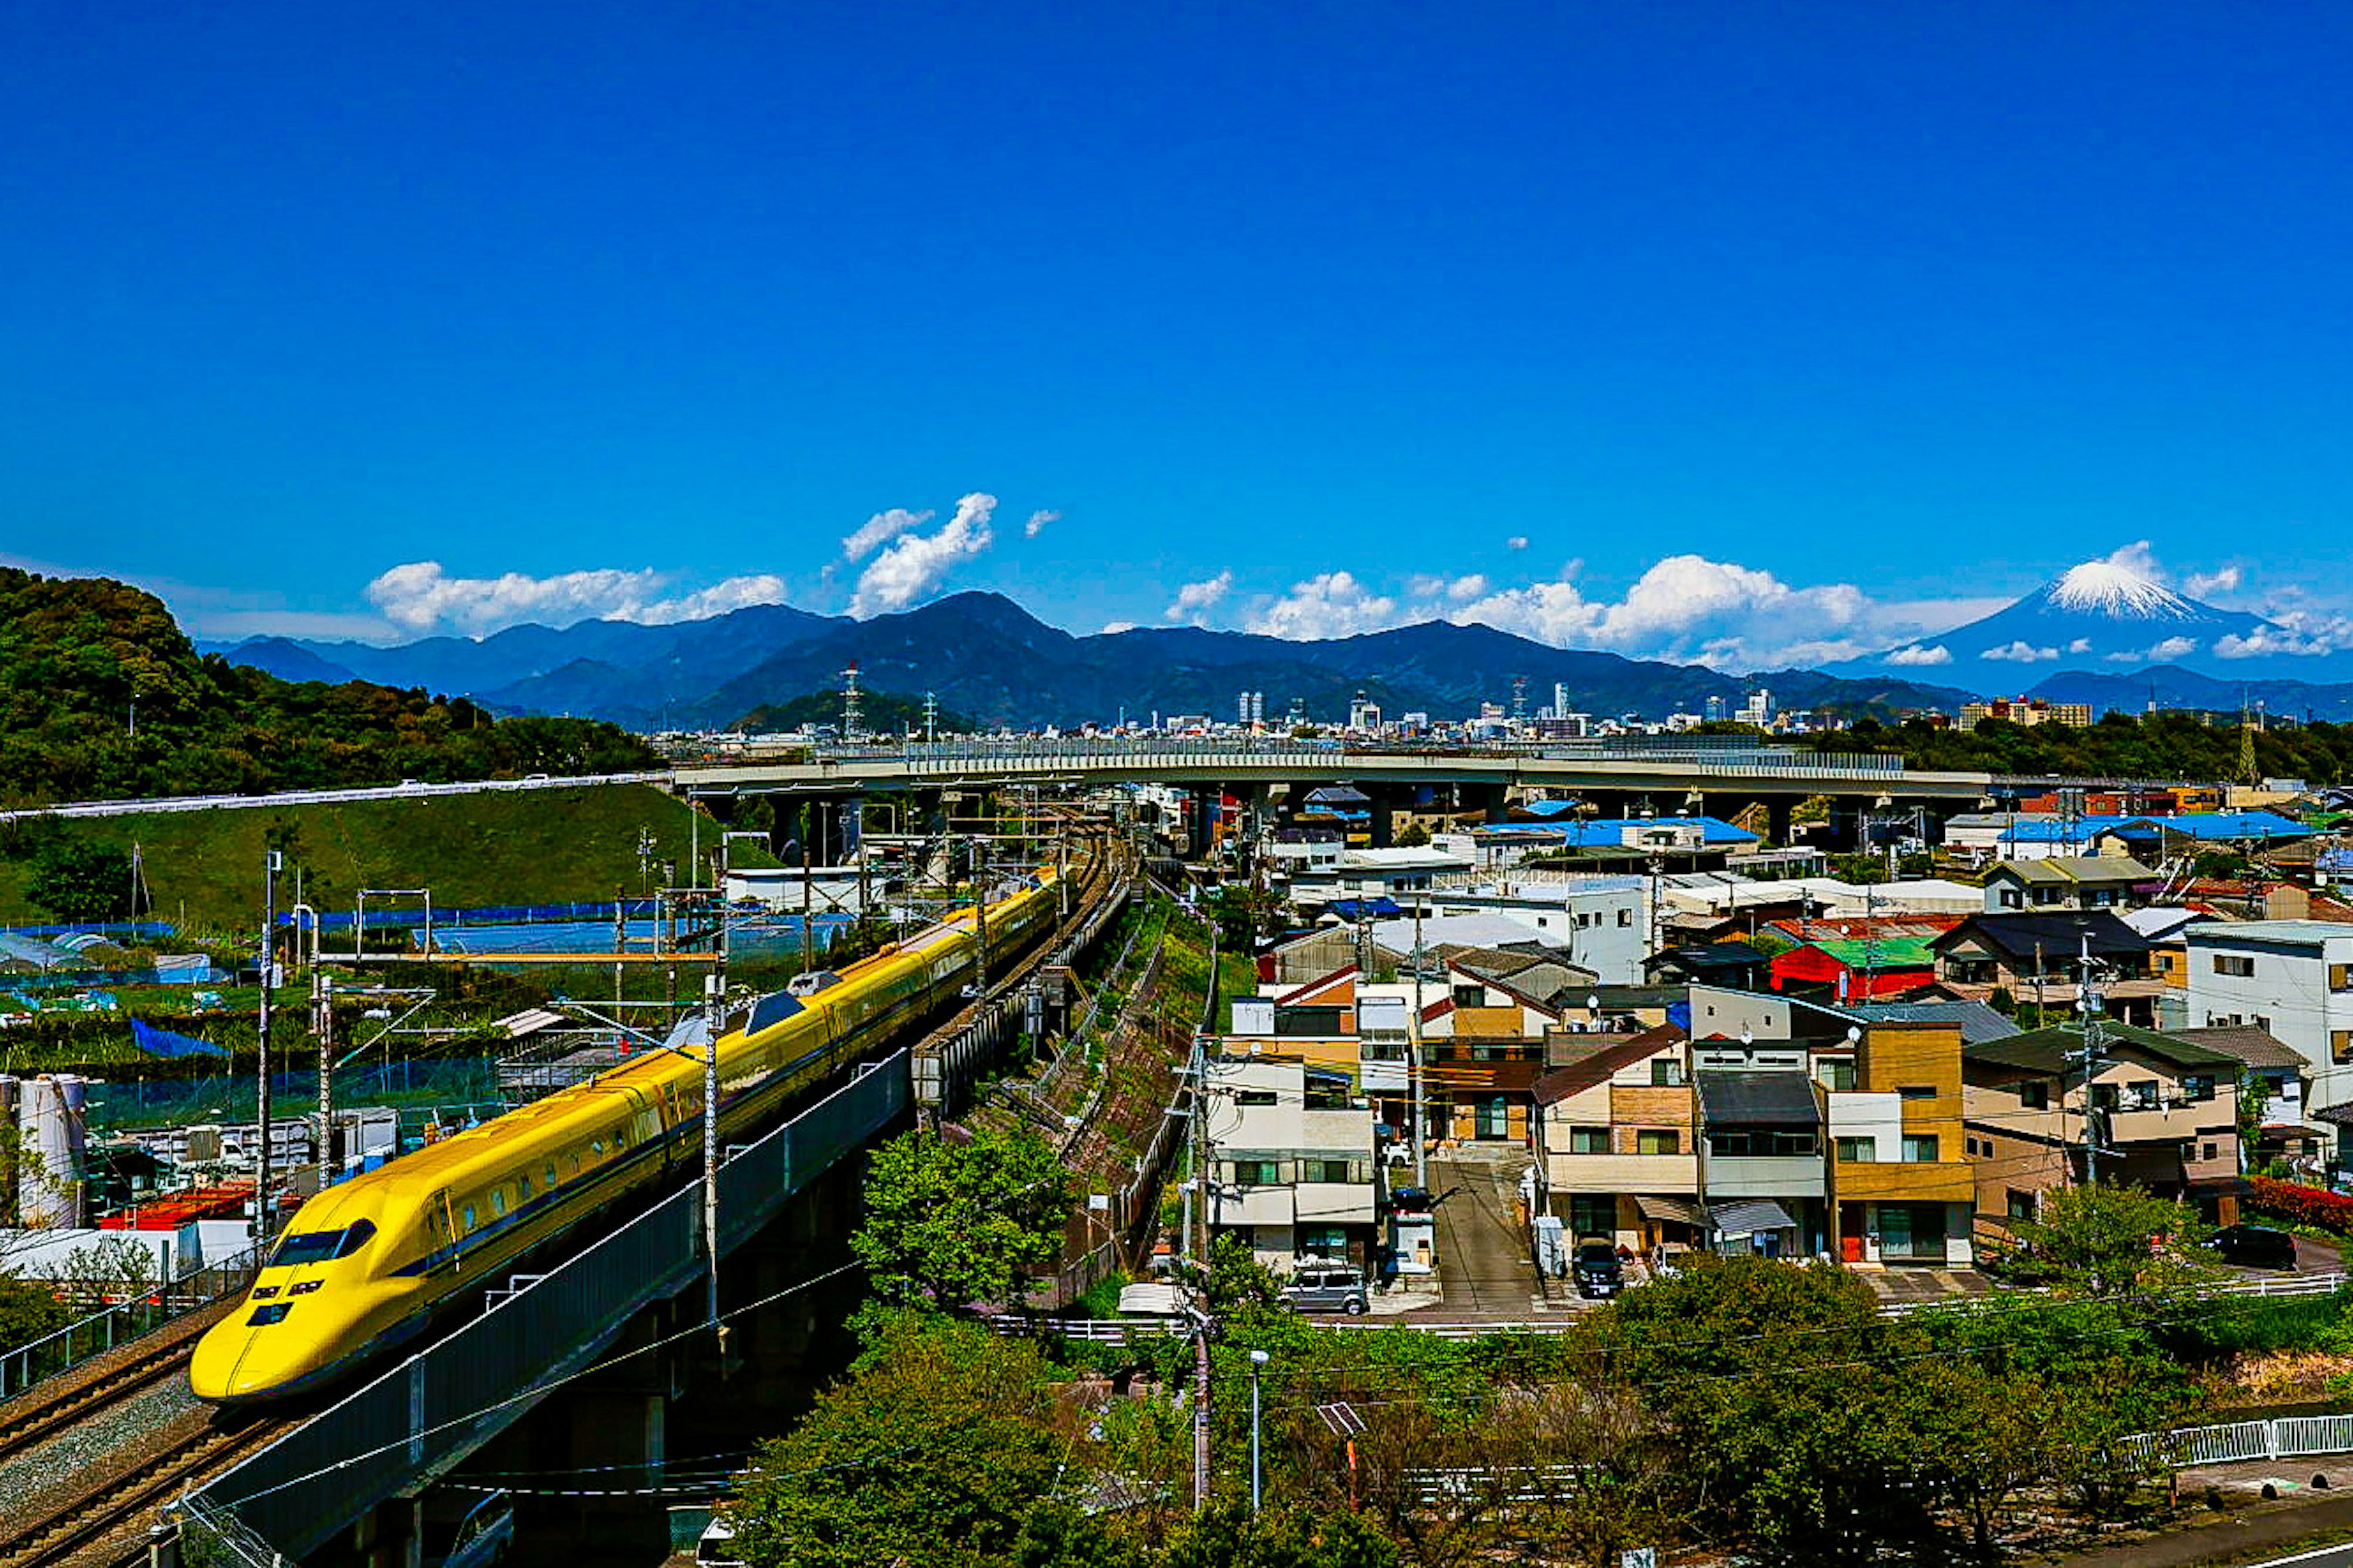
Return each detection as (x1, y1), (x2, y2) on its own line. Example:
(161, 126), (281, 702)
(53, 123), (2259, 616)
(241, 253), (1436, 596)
(190, 871), (1066, 1404)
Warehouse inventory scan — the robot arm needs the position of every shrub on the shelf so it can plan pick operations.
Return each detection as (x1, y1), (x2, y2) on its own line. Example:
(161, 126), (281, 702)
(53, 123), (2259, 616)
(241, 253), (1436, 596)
(2248, 1175), (2353, 1235)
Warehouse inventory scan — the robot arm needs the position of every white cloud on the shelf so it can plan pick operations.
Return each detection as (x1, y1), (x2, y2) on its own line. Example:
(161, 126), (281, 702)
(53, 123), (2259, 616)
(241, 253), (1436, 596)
(847, 493), (998, 618)
(2104, 636), (2200, 664)
(1164, 570), (1235, 625)
(841, 507), (932, 561)
(2067, 638), (2092, 654)
(1505, 536), (1529, 551)
(1884, 644), (1952, 667)
(2215, 610), (2353, 660)
(1024, 509), (1061, 539)
(1447, 574), (1488, 602)
(1245, 571), (1400, 640)
(1099, 621), (1137, 635)
(2186, 566), (2242, 598)
(364, 561), (790, 638)
(1980, 640), (2059, 663)
(1450, 554), (1893, 670)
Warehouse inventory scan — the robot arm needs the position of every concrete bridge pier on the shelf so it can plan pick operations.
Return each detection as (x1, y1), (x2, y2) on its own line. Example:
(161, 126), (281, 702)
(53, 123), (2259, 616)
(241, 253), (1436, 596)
(1365, 786), (1397, 849)
(1468, 782), (1511, 824)
(352, 1495), (422, 1568)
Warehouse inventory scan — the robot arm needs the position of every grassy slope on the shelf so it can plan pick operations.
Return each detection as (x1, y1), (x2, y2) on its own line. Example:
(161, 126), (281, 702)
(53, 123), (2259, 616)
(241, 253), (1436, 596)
(0, 784), (776, 934)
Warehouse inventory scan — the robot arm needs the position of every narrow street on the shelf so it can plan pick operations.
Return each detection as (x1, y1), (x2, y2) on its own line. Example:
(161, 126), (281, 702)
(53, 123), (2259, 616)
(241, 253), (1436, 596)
(1423, 1149), (1549, 1317)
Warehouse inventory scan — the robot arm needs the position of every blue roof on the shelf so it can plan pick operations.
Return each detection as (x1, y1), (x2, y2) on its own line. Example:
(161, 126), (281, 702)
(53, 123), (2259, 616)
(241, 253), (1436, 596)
(1999, 815), (2128, 844)
(2102, 811), (2313, 843)
(1471, 815), (1757, 846)
(1518, 798), (1585, 819)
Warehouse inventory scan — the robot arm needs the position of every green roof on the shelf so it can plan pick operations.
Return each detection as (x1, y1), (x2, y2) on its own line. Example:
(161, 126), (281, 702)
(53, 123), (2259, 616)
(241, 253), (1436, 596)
(1803, 937), (1939, 969)
(1966, 1022), (2240, 1074)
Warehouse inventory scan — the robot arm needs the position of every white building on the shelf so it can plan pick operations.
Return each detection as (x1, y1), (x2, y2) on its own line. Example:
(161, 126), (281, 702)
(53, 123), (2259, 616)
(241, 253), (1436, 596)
(1413, 875), (1648, 983)
(2184, 921), (2353, 1108)
(1202, 1050), (1380, 1271)
(1289, 846), (1472, 907)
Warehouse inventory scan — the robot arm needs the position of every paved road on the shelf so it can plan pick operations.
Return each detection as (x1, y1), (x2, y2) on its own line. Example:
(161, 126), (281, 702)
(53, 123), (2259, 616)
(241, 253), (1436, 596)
(1425, 1151), (1545, 1316)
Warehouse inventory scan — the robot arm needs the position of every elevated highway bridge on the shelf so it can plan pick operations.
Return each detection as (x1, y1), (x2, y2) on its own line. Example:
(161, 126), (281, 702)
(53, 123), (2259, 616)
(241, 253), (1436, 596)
(673, 737), (1999, 849)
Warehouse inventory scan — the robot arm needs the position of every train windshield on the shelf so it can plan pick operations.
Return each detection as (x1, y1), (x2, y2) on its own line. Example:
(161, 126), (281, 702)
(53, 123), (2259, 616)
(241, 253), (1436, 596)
(270, 1219), (376, 1267)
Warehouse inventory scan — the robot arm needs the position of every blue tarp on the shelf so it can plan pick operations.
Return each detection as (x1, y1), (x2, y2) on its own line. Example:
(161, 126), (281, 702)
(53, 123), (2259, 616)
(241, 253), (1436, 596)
(130, 1018), (228, 1058)
(1328, 897), (1404, 920)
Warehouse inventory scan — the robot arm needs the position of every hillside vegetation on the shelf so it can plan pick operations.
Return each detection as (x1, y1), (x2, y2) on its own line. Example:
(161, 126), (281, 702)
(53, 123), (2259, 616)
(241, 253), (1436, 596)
(0, 784), (735, 932)
(0, 568), (656, 806)
(1805, 711), (2353, 784)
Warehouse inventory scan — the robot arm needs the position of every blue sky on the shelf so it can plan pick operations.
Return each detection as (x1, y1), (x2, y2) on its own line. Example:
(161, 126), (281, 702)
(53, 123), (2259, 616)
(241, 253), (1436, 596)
(4, 2), (2349, 668)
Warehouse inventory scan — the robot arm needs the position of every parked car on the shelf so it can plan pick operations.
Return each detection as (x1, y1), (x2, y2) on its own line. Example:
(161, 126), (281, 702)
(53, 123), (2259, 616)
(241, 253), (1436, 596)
(697, 1517), (745, 1568)
(423, 1490), (513, 1568)
(1282, 1262), (1370, 1316)
(1572, 1240), (1625, 1299)
(2207, 1224), (2298, 1270)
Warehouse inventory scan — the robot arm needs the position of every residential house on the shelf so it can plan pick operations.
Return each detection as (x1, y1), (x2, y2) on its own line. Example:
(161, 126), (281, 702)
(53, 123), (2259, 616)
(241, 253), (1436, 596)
(1769, 937), (1939, 1002)
(1960, 1023), (2246, 1233)
(1695, 1069), (1825, 1257)
(1532, 1024), (1700, 1253)
(1927, 911), (2163, 1025)
(1645, 943), (1771, 991)
(1842, 999), (2020, 1049)
(2094, 812), (2316, 864)
(2178, 1024), (2326, 1170)
(2184, 920), (2353, 1113)
(1202, 1048), (1381, 1271)
(1982, 857), (2158, 914)
(1828, 1023), (1976, 1266)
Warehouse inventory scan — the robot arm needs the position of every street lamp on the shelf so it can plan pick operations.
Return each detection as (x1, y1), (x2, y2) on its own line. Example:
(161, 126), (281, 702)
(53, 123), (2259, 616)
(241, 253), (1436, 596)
(1249, 1348), (1270, 1512)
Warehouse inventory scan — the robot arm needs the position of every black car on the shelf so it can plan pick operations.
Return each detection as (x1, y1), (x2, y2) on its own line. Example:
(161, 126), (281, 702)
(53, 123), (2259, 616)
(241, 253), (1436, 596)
(2207, 1224), (2298, 1269)
(1572, 1240), (1625, 1298)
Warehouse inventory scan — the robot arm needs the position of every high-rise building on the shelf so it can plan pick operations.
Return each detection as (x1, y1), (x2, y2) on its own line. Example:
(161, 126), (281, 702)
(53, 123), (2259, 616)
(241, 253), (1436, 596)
(1703, 695), (1727, 722)
(1553, 681), (1571, 721)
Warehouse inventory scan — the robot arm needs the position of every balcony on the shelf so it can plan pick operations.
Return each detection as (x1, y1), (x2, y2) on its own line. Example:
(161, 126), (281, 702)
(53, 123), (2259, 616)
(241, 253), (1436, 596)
(1702, 1154), (1825, 1202)
(1544, 1151), (1700, 1195)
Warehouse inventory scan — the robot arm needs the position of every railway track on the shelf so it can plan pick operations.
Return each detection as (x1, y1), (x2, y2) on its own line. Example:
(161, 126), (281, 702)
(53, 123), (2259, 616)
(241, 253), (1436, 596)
(0, 1301), (235, 1463)
(0, 1409), (296, 1568)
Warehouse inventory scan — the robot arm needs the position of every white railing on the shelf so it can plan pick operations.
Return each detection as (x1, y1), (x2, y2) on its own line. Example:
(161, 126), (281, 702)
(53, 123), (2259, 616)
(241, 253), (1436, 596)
(2133, 1412), (2353, 1466)
(993, 1269), (2352, 1342)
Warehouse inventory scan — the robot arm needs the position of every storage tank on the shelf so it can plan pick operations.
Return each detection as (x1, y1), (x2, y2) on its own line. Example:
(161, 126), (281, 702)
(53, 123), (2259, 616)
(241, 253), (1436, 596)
(20, 1074), (89, 1228)
(0, 1077), (18, 1225)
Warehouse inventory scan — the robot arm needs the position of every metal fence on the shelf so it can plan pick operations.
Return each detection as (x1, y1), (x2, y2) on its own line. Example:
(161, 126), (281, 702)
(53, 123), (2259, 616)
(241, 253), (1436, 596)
(780, 737), (1913, 781)
(186, 1053), (909, 1561)
(2137, 1412), (2353, 1467)
(0, 1244), (259, 1401)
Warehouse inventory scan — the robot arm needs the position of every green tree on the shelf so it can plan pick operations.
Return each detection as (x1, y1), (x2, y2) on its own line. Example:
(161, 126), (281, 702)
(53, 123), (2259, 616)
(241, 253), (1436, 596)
(851, 1126), (1074, 1312)
(727, 1312), (1070, 1568)
(1158, 1503), (1398, 1568)
(25, 836), (135, 922)
(0, 1273), (67, 1355)
(2009, 1181), (2215, 1296)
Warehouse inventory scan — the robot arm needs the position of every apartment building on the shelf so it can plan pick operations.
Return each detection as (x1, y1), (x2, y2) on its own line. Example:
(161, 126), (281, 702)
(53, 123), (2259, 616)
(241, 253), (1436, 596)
(2183, 921), (2353, 1110)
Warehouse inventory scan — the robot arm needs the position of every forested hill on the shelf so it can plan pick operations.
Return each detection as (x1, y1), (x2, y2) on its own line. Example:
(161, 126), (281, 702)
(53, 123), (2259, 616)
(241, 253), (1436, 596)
(1802, 711), (2353, 784)
(0, 569), (657, 805)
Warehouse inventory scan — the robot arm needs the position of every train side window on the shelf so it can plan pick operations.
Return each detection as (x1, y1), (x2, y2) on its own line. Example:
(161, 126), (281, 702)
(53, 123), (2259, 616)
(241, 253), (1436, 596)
(518, 1170), (533, 1197)
(545, 1161), (559, 1188)
(591, 1140), (604, 1157)
(570, 1151), (583, 1172)
(613, 1125), (629, 1150)
(491, 1189), (507, 1217)
(462, 1203), (478, 1231)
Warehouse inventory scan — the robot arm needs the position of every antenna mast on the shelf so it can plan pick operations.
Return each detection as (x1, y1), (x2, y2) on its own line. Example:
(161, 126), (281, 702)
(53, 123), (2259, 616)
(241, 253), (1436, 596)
(841, 660), (863, 744)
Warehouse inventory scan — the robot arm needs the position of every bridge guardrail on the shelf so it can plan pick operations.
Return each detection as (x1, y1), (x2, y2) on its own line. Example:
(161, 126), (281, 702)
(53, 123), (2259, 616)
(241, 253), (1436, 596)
(186, 1053), (909, 1560)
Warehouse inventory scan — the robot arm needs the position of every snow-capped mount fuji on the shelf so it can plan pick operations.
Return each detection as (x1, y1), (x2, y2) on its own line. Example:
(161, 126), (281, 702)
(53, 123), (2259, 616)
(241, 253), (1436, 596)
(1843, 556), (2314, 682)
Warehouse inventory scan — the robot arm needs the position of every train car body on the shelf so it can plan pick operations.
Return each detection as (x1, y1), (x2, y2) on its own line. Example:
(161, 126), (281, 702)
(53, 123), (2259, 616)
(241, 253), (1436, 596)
(191, 874), (1063, 1404)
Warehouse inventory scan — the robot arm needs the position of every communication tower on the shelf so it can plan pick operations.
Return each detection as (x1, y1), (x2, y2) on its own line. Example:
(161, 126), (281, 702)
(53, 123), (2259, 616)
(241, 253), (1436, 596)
(841, 661), (863, 743)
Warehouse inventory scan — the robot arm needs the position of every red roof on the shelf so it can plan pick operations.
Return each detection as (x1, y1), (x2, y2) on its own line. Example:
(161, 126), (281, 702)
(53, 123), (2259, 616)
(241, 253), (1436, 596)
(100, 1181), (256, 1230)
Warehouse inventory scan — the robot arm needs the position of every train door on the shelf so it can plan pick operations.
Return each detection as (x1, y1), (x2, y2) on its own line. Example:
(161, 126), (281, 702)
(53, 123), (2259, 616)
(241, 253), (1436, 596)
(428, 1189), (457, 1271)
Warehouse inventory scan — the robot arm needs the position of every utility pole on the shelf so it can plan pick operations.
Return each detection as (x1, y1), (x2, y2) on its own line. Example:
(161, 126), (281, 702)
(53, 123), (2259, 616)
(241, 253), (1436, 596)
(800, 804), (815, 978)
(1411, 900), (1430, 1190)
(2074, 932), (2110, 1189)
(973, 836), (990, 997)
(314, 972), (336, 1176)
(256, 850), (280, 1244)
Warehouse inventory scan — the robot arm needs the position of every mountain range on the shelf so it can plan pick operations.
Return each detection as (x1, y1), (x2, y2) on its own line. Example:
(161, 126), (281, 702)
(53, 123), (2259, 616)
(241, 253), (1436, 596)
(202, 559), (2353, 729)
(203, 594), (1976, 730)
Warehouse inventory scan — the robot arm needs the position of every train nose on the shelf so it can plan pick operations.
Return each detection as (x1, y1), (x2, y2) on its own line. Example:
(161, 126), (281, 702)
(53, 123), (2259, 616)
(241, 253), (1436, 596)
(189, 1308), (319, 1403)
